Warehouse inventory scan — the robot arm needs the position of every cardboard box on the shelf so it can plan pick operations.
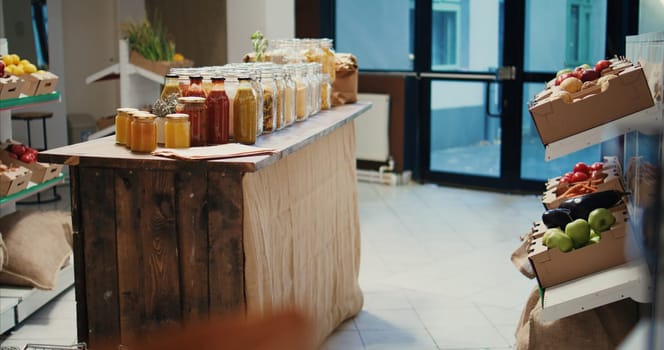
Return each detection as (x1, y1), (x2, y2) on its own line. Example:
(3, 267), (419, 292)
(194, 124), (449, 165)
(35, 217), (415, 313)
(529, 65), (654, 144)
(542, 157), (625, 209)
(0, 150), (63, 184)
(130, 50), (194, 77)
(0, 165), (32, 197)
(528, 208), (631, 289)
(34, 71), (59, 95)
(0, 76), (22, 100)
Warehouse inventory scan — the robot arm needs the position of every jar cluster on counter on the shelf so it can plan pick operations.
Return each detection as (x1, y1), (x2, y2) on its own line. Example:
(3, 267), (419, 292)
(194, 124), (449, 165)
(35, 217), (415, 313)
(114, 39), (337, 151)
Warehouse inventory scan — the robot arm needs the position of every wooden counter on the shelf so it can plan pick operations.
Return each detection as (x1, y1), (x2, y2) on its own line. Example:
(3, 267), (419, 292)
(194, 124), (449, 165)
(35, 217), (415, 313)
(40, 102), (371, 348)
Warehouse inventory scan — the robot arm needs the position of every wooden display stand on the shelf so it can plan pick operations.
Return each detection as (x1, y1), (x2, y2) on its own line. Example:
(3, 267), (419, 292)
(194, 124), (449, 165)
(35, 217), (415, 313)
(40, 102), (371, 349)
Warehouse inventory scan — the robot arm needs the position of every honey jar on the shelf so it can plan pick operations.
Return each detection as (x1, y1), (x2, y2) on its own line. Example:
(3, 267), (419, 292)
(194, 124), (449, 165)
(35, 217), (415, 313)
(164, 113), (190, 148)
(130, 113), (157, 153)
(115, 107), (138, 145)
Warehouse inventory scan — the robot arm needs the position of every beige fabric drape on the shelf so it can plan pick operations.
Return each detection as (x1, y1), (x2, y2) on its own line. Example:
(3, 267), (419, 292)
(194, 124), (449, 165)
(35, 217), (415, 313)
(243, 122), (364, 346)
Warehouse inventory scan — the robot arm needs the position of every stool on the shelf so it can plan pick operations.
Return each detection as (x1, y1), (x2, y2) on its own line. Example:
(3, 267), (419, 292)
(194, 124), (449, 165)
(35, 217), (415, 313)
(11, 111), (61, 204)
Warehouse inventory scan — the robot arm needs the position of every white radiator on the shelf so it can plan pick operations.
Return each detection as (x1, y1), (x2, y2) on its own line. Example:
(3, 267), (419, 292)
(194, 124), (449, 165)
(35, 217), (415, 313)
(355, 93), (390, 162)
(355, 93), (410, 185)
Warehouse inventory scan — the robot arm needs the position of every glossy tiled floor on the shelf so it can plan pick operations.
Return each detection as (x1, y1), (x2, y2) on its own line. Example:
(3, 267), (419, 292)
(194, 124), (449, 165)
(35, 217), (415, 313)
(1, 181), (544, 350)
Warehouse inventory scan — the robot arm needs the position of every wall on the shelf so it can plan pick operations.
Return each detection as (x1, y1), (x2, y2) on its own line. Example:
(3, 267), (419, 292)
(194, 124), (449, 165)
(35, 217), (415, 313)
(639, 0), (664, 33)
(226, 0), (295, 63)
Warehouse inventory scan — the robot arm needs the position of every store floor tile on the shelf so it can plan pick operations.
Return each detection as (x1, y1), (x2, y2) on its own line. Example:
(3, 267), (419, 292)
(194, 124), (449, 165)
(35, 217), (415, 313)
(1, 181), (543, 350)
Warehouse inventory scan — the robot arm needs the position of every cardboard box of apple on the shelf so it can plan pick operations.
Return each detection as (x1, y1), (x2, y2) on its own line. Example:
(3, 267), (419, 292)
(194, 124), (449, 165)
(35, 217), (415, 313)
(528, 57), (654, 144)
(0, 140), (63, 183)
(528, 190), (632, 288)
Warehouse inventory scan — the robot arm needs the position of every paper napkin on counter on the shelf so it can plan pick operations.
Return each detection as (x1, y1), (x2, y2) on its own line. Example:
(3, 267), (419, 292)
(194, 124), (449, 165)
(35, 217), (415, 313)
(152, 143), (277, 160)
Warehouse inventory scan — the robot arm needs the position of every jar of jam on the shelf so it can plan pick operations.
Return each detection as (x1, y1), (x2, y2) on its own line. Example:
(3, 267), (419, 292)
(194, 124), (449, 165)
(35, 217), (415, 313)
(206, 77), (231, 145)
(233, 77), (257, 145)
(176, 96), (207, 146)
(164, 113), (190, 148)
(115, 107), (138, 145)
(130, 113), (157, 153)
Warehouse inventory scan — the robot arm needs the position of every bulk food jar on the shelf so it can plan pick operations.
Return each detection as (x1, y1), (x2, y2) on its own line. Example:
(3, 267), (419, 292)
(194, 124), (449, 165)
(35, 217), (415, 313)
(233, 77), (258, 145)
(260, 69), (277, 133)
(249, 70), (264, 136)
(294, 64), (311, 121)
(320, 38), (336, 83)
(273, 68), (286, 130)
(283, 65), (296, 127)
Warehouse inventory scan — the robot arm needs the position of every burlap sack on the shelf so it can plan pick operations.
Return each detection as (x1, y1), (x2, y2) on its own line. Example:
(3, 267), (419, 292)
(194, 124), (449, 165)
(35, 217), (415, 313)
(0, 210), (73, 290)
(0, 233), (8, 270)
(332, 53), (358, 106)
(515, 287), (639, 349)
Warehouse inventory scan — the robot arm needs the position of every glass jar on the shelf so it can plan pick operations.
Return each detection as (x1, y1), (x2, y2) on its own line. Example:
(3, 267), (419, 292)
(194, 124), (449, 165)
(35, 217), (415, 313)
(273, 69), (286, 130)
(206, 77), (231, 145)
(233, 77), (258, 145)
(320, 38), (336, 83)
(260, 69), (277, 134)
(308, 63), (322, 115)
(160, 73), (182, 101)
(176, 96), (207, 146)
(223, 72), (239, 141)
(125, 110), (150, 149)
(185, 75), (207, 98)
(115, 107), (138, 145)
(321, 73), (332, 110)
(130, 113), (157, 153)
(249, 70), (264, 136)
(294, 64), (310, 121)
(164, 113), (190, 148)
(283, 66), (296, 127)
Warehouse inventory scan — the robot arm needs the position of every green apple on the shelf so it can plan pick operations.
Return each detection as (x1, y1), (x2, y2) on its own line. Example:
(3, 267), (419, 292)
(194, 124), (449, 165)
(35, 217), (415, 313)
(556, 68), (573, 78)
(588, 208), (615, 232)
(543, 228), (564, 246)
(545, 230), (574, 252)
(565, 219), (591, 248)
(590, 228), (600, 239)
(589, 235), (601, 244)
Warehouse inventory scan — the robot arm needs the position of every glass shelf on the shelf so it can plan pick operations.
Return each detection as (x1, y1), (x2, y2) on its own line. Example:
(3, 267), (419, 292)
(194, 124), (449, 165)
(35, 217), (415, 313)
(0, 91), (61, 111)
(0, 173), (65, 207)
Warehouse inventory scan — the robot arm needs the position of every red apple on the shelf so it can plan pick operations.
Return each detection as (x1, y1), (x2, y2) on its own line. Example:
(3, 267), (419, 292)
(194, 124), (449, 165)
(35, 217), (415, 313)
(589, 162), (604, 171)
(555, 72), (576, 86)
(594, 59), (611, 73)
(573, 162), (590, 174)
(571, 171), (589, 182)
(0, 61), (4, 77)
(579, 69), (599, 82)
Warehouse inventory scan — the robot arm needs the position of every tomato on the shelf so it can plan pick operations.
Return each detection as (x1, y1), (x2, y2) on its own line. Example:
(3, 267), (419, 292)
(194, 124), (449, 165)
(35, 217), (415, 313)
(589, 162), (604, 171)
(571, 171), (589, 182)
(20, 152), (36, 163)
(573, 162), (590, 175)
(560, 172), (574, 183)
(10, 144), (26, 156)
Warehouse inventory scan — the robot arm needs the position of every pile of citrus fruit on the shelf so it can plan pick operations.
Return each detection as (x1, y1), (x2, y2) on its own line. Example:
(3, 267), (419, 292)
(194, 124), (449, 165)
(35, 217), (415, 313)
(1, 53), (38, 77)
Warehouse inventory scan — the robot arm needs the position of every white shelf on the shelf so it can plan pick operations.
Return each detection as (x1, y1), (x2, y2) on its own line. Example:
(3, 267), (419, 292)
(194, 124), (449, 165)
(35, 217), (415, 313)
(540, 259), (652, 322)
(0, 261), (74, 333)
(545, 105), (663, 161)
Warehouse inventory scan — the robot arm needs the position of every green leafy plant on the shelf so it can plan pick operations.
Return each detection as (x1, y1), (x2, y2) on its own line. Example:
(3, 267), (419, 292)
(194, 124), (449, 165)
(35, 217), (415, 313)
(122, 13), (176, 62)
(251, 31), (267, 62)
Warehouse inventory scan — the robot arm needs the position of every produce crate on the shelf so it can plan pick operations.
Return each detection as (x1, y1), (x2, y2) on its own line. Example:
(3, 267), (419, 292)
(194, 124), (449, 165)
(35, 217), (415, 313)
(130, 50), (193, 77)
(0, 165), (32, 197)
(0, 151), (63, 184)
(528, 207), (631, 289)
(20, 71), (59, 96)
(0, 76), (23, 100)
(542, 157), (625, 209)
(528, 65), (654, 144)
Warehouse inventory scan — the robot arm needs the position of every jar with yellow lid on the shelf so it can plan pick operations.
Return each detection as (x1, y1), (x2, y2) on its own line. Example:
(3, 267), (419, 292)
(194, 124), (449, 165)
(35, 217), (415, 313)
(130, 113), (157, 153)
(164, 113), (190, 148)
(125, 110), (150, 149)
(115, 107), (138, 145)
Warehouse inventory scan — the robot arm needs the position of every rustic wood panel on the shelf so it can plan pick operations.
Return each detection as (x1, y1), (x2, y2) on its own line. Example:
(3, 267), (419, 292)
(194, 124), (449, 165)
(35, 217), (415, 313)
(358, 73), (407, 172)
(115, 168), (146, 346)
(69, 166), (89, 344)
(174, 163), (210, 324)
(137, 169), (182, 335)
(79, 167), (120, 346)
(207, 170), (245, 315)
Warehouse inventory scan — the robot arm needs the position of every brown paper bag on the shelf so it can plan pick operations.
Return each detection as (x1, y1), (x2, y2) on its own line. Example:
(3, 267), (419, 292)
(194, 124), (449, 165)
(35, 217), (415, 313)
(332, 53), (358, 106)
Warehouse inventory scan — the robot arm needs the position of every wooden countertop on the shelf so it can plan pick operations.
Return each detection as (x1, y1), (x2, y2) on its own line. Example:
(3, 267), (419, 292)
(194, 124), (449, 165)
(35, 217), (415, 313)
(40, 102), (371, 172)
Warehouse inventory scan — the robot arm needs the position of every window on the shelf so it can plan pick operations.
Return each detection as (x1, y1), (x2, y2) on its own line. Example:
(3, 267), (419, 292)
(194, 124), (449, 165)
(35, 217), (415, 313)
(565, 0), (592, 67)
(431, 0), (461, 69)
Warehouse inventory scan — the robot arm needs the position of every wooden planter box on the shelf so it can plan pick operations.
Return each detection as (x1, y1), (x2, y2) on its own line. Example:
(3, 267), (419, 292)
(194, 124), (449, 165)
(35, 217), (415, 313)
(129, 51), (194, 77)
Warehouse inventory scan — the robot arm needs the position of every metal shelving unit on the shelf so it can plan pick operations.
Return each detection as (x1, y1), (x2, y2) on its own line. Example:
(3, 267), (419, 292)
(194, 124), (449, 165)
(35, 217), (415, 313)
(0, 174), (65, 208)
